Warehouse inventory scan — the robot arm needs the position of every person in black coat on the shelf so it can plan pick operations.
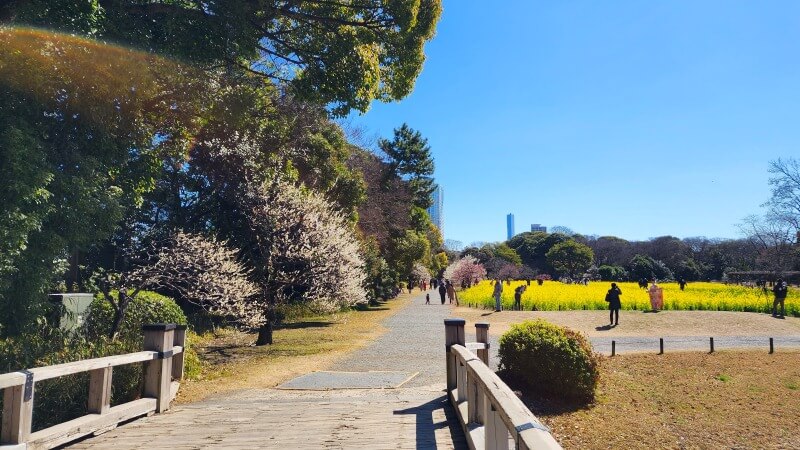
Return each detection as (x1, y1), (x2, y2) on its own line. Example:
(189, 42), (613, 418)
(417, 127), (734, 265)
(438, 280), (447, 305)
(605, 282), (622, 326)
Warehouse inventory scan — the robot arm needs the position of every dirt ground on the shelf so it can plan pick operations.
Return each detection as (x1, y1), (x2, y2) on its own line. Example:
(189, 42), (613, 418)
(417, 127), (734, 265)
(453, 307), (800, 337)
(528, 351), (800, 450)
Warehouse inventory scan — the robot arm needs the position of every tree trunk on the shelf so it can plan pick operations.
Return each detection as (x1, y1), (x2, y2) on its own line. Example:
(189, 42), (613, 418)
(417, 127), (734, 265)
(108, 294), (128, 340)
(255, 304), (276, 346)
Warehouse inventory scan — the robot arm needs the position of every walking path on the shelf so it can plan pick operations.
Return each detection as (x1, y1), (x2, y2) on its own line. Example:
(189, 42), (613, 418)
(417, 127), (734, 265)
(72, 292), (467, 449)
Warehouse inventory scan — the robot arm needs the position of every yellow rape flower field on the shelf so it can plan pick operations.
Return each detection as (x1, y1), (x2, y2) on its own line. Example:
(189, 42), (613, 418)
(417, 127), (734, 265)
(459, 280), (799, 316)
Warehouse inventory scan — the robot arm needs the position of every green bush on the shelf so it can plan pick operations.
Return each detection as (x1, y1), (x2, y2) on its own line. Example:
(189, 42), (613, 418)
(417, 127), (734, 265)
(86, 291), (187, 341)
(0, 292), (199, 431)
(498, 319), (600, 403)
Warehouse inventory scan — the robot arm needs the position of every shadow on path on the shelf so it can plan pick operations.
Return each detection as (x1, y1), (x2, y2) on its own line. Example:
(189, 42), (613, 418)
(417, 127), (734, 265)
(394, 393), (467, 450)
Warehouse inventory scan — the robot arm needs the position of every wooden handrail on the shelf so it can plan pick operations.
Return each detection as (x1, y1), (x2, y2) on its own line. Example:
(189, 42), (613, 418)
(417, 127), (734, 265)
(445, 320), (562, 450)
(0, 323), (187, 449)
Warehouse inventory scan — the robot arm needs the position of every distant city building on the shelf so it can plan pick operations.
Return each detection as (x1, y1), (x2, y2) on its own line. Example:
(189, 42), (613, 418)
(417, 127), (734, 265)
(427, 186), (444, 235)
(531, 223), (547, 233)
(506, 213), (515, 240)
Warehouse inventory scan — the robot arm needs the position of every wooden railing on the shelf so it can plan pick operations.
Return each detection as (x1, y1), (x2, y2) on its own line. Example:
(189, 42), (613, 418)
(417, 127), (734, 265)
(0, 324), (186, 450)
(444, 319), (562, 450)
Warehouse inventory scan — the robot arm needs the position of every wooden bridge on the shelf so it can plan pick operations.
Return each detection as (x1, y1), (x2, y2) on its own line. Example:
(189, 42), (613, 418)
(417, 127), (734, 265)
(0, 298), (561, 449)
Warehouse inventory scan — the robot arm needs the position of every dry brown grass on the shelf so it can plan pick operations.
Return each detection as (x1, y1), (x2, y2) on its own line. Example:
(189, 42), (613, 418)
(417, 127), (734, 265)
(523, 351), (800, 449)
(176, 293), (412, 403)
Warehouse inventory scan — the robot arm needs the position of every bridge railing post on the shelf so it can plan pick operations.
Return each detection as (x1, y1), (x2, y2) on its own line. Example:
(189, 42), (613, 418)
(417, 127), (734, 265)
(1, 377), (33, 445)
(172, 325), (187, 380)
(475, 322), (490, 366)
(142, 324), (175, 413)
(444, 319), (465, 392)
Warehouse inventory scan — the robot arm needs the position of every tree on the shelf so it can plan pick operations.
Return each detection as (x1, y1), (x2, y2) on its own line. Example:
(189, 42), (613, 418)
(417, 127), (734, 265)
(546, 241), (594, 278)
(5, 0), (443, 116)
(494, 244), (522, 265)
(379, 124), (436, 208)
(241, 180), (367, 345)
(765, 157), (800, 232)
(94, 231), (257, 338)
(598, 265), (628, 282)
(507, 232), (570, 273)
(443, 256), (487, 286)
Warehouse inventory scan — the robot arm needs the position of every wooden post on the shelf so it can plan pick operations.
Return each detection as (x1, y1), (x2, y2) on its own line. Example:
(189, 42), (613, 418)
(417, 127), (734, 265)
(457, 360), (467, 403)
(769, 337), (774, 354)
(172, 325), (187, 380)
(467, 370), (484, 424)
(1, 376), (33, 445)
(87, 366), (113, 414)
(484, 399), (509, 450)
(709, 337), (714, 353)
(475, 322), (490, 366)
(142, 324), (175, 413)
(444, 319), (465, 392)
(659, 338), (664, 355)
(611, 340), (616, 357)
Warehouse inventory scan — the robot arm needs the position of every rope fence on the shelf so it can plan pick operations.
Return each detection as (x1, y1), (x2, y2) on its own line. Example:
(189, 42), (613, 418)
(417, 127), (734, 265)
(597, 336), (800, 356)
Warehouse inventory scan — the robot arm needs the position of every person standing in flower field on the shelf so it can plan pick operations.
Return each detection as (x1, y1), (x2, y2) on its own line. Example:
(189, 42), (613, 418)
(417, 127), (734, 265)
(493, 279), (503, 312)
(605, 282), (622, 326)
(772, 278), (788, 318)
(513, 285), (526, 311)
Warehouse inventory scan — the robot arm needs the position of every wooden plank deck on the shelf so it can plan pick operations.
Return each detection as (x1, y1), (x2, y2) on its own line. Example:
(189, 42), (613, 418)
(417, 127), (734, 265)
(70, 386), (466, 449)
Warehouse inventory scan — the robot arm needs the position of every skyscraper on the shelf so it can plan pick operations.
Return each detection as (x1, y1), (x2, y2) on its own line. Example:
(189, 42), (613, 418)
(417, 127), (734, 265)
(427, 186), (444, 235)
(506, 213), (515, 240)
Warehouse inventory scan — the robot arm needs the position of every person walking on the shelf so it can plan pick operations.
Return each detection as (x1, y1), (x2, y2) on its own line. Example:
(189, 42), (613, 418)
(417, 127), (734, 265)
(513, 285), (526, 311)
(772, 278), (788, 318)
(425, 293), (430, 305)
(493, 279), (503, 312)
(438, 280), (447, 305)
(446, 280), (456, 304)
(678, 278), (687, 291)
(605, 282), (622, 326)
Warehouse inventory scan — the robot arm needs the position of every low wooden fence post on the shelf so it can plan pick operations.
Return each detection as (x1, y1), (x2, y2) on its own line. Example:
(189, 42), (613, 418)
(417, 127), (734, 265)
(142, 324), (175, 413)
(87, 366), (113, 415)
(444, 319), (465, 392)
(475, 322), (490, 366)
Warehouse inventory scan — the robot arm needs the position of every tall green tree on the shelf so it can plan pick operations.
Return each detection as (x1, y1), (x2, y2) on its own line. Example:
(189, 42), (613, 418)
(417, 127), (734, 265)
(546, 241), (594, 279)
(379, 123), (436, 209)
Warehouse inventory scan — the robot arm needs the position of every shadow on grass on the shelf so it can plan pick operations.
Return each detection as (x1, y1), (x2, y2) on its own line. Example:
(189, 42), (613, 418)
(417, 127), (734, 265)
(277, 321), (335, 330)
(497, 371), (593, 416)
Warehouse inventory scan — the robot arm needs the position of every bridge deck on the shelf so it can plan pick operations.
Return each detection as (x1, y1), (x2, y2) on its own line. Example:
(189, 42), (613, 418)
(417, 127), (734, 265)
(71, 292), (468, 449)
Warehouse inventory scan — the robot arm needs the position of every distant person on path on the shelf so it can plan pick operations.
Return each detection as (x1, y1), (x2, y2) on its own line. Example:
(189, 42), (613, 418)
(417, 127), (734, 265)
(493, 279), (503, 312)
(425, 293), (430, 305)
(431, 278), (438, 290)
(446, 280), (457, 304)
(514, 285), (526, 311)
(772, 278), (788, 318)
(678, 278), (687, 291)
(438, 280), (447, 305)
(605, 282), (622, 326)
(422, 280), (427, 291)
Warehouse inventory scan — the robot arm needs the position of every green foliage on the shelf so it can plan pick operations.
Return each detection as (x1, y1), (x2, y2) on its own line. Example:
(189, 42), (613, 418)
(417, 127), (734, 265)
(598, 265), (628, 281)
(507, 232), (570, 273)
(498, 320), (600, 403)
(379, 124), (436, 208)
(628, 254), (674, 281)
(86, 291), (187, 342)
(494, 244), (522, 265)
(546, 241), (595, 278)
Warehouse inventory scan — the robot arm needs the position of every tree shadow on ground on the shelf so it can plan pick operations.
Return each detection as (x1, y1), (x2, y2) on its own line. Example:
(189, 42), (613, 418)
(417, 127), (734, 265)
(393, 394), (467, 449)
(277, 321), (334, 330)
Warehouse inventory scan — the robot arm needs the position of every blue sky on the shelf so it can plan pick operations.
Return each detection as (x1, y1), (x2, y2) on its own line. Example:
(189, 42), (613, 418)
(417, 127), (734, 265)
(348, 1), (800, 244)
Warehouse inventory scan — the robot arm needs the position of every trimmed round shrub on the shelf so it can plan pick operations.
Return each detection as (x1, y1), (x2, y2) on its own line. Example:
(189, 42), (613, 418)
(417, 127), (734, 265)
(498, 319), (600, 403)
(86, 290), (187, 341)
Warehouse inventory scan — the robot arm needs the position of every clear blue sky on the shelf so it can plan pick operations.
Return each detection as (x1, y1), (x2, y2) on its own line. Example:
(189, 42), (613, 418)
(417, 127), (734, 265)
(348, 1), (800, 244)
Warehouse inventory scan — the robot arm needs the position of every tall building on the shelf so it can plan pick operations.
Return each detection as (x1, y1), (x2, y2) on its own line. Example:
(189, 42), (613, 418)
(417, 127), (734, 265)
(427, 186), (444, 235)
(506, 213), (515, 240)
(531, 223), (547, 233)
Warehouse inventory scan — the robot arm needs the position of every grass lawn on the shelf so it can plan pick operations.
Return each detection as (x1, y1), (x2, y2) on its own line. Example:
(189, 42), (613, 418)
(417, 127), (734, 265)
(521, 351), (800, 449)
(176, 293), (412, 403)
